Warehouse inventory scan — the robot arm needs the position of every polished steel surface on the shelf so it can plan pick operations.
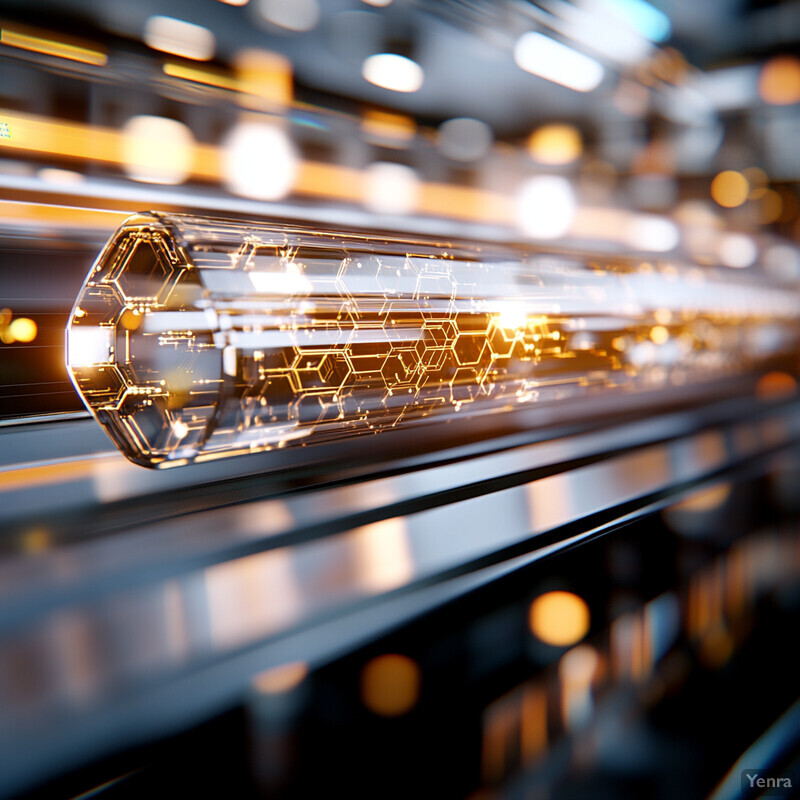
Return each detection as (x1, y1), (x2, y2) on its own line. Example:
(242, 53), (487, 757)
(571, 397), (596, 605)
(0, 391), (797, 794)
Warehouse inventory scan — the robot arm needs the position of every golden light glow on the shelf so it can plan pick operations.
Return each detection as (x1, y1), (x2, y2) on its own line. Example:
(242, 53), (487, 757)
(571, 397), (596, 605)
(759, 189), (783, 224)
(671, 483), (731, 513)
(529, 591), (590, 647)
(8, 317), (37, 343)
(650, 325), (669, 344)
(353, 518), (413, 592)
(362, 109), (417, 146)
(234, 49), (293, 108)
(0, 27), (107, 66)
(0, 201), (127, 231)
(527, 124), (582, 165)
(122, 116), (194, 185)
(756, 371), (797, 400)
(252, 662), (308, 694)
(710, 170), (749, 208)
(20, 528), (52, 554)
(758, 56), (800, 105)
(361, 654), (420, 717)
(163, 62), (240, 92)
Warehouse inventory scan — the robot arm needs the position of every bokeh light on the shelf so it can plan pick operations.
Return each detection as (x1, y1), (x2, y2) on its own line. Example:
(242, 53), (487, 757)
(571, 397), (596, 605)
(625, 214), (680, 252)
(364, 162), (419, 215)
(6, 317), (37, 343)
(527, 124), (583, 166)
(718, 232), (758, 268)
(438, 118), (493, 162)
(758, 55), (800, 105)
(222, 121), (298, 200)
(143, 16), (215, 61)
(361, 654), (421, 717)
(516, 176), (576, 239)
(710, 170), (749, 208)
(529, 591), (590, 647)
(122, 116), (194, 185)
(362, 53), (424, 93)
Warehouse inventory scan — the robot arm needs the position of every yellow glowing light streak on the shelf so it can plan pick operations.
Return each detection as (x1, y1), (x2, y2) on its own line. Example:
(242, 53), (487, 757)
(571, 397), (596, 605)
(0, 201), (128, 230)
(362, 109), (417, 144)
(0, 110), (509, 225)
(0, 28), (107, 66)
(163, 62), (241, 93)
(165, 55), (293, 110)
(0, 456), (121, 493)
(418, 182), (511, 224)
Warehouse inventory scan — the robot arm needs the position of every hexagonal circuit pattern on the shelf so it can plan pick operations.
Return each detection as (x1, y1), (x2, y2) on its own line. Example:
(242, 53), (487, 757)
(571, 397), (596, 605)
(66, 213), (800, 467)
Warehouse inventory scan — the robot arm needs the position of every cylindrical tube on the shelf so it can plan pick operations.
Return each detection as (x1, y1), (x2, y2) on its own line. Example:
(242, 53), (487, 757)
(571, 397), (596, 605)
(66, 212), (800, 467)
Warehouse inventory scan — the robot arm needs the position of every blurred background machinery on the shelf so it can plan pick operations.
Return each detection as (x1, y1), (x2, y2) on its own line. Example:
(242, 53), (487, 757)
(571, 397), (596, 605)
(1, 0), (800, 798)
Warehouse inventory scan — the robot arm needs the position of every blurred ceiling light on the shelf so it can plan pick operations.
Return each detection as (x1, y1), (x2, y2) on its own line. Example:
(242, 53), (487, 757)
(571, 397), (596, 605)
(595, 0), (671, 42)
(758, 56), (800, 105)
(222, 122), (298, 200)
(217, 0), (250, 5)
(362, 53), (423, 93)
(143, 16), (215, 61)
(37, 167), (84, 185)
(710, 170), (749, 208)
(121, 116), (194, 185)
(437, 117), (493, 162)
(690, 65), (759, 112)
(625, 214), (680, 252)
(529, 591), (590, 647)
(515, 175), (576, 239)
(718, 232), (757, 268)
(364, 162), (419, 215)
(361, 0), (393, 5)
(567, 1), (652, 65)
(257, 0), (321, 32)
(514, 32), (604, 92)
(527, 124), (582, 165)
